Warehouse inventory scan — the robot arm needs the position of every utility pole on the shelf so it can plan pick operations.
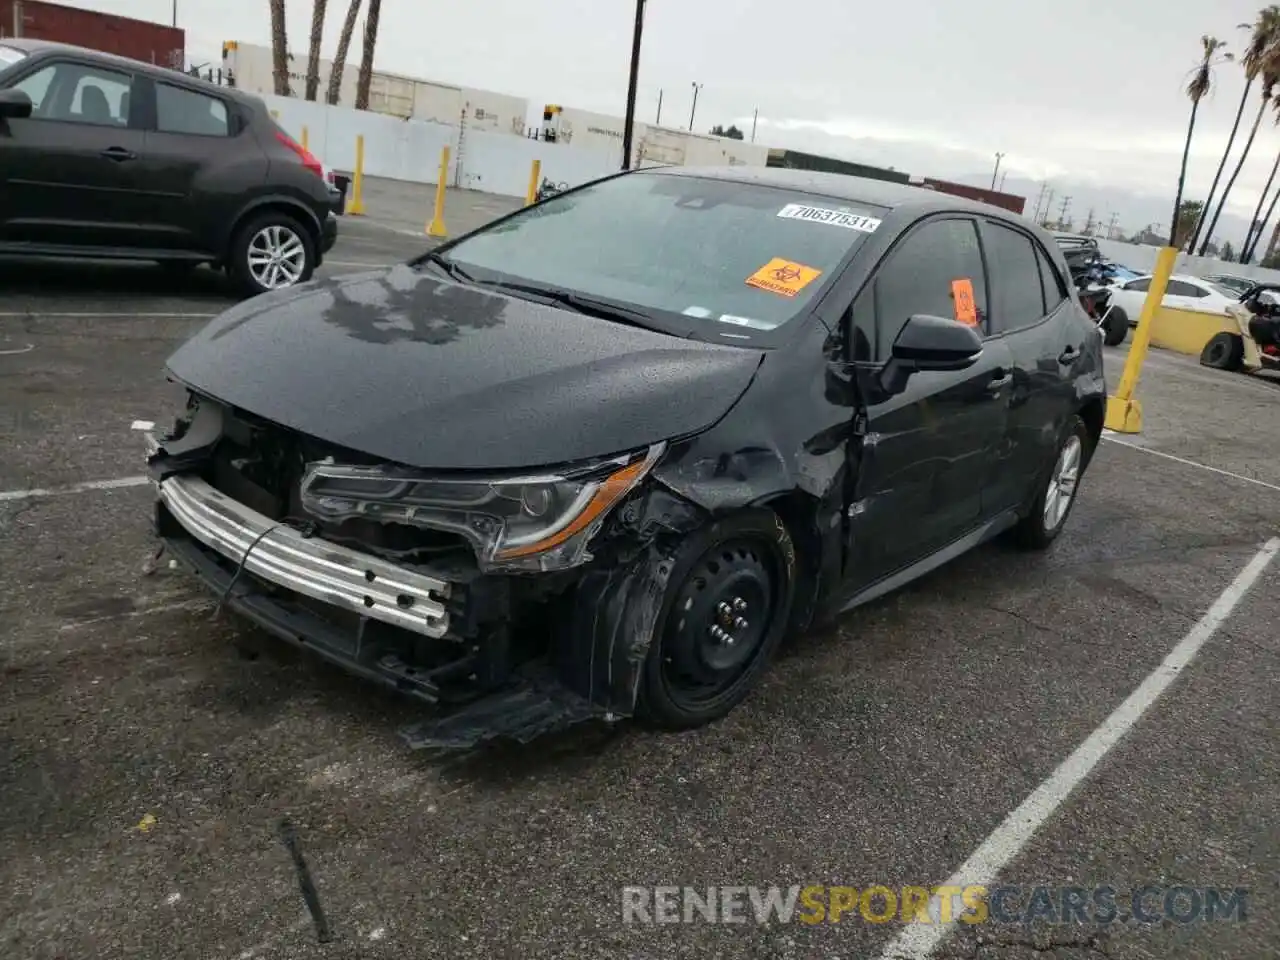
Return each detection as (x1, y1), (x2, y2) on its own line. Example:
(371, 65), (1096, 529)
(655, 89), (663, 125)
(689, 81), (703, 132)
(1041, 189), (1055, 227)
(998, 170), (1007, 191)
(172, 0), (178, 26)
(1083, 208), (1096, 235)
(990, 152), (1005, 190)
(1031, 183), (1047, 222)
(1106, 212), (1119, 240)
(619, 0), (646, 171)
(13, 0), (23, 37)
(1058, 195), (1072, 230)
(750, 107), (758, 143)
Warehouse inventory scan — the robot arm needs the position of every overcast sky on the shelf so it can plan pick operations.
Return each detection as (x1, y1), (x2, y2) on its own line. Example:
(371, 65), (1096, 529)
(100, 0), (1275, 234)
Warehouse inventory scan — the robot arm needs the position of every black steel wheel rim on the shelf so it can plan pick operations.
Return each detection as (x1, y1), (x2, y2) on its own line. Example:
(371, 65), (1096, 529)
(659, 538), (778, 710)
(1207, 340), (1227, 363)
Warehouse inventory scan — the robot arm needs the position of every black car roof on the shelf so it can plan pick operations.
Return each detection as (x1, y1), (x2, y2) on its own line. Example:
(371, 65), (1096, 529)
(0, 37), (260, 106)
(640, 164), (1026, 220)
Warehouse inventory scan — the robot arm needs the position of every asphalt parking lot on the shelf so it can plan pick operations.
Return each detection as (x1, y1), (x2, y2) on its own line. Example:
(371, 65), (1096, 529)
(2, 189), (1278, 960)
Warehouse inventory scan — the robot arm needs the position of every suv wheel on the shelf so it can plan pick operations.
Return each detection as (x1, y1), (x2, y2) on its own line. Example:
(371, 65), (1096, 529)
(1011, 415), (1090, 550)
(230, 211), (315, 297)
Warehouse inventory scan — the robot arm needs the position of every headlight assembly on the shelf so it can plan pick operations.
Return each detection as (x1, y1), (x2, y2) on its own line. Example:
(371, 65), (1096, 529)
(299, 443), (666, 573)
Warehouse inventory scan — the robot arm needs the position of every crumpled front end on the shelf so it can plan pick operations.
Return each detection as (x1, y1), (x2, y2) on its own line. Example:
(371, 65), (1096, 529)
(146, 390), (706, 749)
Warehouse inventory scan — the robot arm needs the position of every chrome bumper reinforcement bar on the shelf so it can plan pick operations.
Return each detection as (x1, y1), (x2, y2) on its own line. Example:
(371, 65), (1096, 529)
(157, 472), (451, 637)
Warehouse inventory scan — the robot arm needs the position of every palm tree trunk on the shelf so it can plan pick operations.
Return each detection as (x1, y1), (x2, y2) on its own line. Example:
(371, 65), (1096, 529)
(354, 0), (382, 111)
(1250, 182), (1280, 264)
(1242, 149), (1280, 261)
(269, 0), (289, 96)
(1198, 95), (1268, 256)
(1187, 78), (1254, 254)
(1169, 99), (1200, 247)
(326, 0), (362, 105)
(305, 0), (329, 101)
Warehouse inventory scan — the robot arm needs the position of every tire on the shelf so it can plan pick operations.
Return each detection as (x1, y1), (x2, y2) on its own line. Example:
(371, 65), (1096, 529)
(1011, 415), (1090, 551)
(1102, 307), (1128, 346)
(1199, 332), (1244, 371)
(228, 211), (316, 298)
(636, 510), (797, 730)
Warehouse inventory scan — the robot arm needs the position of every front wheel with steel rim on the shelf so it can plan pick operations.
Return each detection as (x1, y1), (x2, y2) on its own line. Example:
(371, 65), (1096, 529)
(637, 510), (796, 730)
(228, 211), (316, 298)
(1012, 414), (1091, 550)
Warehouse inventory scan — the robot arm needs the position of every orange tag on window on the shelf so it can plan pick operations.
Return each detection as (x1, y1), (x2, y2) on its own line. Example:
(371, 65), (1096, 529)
(951, 278), (978, 326)
(746, 258), (823, 298)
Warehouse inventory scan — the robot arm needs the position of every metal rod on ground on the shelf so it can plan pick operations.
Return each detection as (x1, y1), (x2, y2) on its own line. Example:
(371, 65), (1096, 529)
(347, 135), (366, 216)
(525, 158), (541, 206)
(1105, 245), (1178, 434)
(619, 0), (645, 171)
(427, 145), (450, 237)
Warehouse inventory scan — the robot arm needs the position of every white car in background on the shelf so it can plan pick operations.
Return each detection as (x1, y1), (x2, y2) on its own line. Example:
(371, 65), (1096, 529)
(1106, 273), (1239, 327)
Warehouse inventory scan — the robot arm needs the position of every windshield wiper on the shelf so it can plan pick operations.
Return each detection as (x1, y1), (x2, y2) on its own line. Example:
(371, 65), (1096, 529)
(481, 281), (662, 330)
(416, 250), (476, 284)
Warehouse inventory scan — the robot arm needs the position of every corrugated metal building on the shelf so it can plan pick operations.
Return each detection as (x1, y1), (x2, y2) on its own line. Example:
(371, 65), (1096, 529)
(0, 0), (184, 67)
(766, 148), (910, 185)
(920, 177), (1026, 214)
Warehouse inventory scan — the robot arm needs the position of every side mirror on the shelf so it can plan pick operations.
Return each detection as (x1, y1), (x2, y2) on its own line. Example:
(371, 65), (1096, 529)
(879, 313), (982, 396)
(0, 88), (33, 119)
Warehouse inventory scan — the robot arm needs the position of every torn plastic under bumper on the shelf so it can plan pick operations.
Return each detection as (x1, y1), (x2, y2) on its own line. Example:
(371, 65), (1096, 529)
(158, 471), (452, 638)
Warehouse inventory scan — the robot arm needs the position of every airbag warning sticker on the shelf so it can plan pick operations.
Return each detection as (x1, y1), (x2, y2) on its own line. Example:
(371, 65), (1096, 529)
(777, 203), (881, 232)
(746, 258), (822, 297)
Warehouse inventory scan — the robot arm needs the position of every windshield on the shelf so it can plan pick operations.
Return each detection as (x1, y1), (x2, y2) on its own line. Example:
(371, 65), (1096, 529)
(1206, 281), (1240, 299)
(0, 45), (26, 69)
(434, 172), (887, 338)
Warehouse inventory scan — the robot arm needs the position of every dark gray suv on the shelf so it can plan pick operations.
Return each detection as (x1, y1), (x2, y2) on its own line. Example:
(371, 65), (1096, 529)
(0, 38), (337, 296)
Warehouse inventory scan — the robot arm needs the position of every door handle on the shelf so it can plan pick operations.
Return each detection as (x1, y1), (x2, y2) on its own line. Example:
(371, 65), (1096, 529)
(100, 146), (136, 162)
(987, 369), (1013, 393)
(1059, 345), (1082, 364)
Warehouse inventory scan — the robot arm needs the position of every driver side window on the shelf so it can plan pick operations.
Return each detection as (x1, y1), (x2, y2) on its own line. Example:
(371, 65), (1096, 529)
(865, 218), (988, 360)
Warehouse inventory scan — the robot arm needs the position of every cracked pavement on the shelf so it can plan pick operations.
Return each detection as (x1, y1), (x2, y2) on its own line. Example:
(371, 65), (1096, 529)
(1, 196), (1278, 959)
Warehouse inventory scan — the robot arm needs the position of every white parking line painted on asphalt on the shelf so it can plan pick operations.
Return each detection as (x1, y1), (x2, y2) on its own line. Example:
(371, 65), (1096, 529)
(876, 536), (1280, 960)
(1102, 432), (1280, 493)
(0, 475), (149, 503)
(0, 311), (218, 319)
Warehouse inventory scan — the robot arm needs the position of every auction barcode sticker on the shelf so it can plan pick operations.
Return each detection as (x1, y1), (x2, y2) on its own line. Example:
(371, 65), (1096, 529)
(777, 204), (882, 232)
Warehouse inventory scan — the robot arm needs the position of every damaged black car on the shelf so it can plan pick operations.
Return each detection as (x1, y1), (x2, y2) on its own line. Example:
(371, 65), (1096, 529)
(147, 166), (1106, 748)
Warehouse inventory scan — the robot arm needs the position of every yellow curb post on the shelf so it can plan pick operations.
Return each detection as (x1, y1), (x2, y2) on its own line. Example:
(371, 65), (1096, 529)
(1104, 244), (1178, 433)
(347, 135), (367, 216)
(427, 145), (450, 238)
(525, 158), (541, 206)
(301, 125), (309, 151)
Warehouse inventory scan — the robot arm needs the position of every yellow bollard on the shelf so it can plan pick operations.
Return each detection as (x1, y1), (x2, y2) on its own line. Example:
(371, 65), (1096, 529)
(427, 145), (450, 238)
(347, 134), (367, 216)
(270, 109), (279, 119)
(525, 158), (542, 206)
(301, 125), (309, 151)
(1104, 245), (1178, 433)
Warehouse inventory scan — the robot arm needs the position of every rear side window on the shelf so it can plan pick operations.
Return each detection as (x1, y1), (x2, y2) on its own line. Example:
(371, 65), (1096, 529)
(1125, 278), (1151, 292)
(983, 221), (1047, 334)
(156, 82), (230, 136)
(870, 217), (987, 357)
(1166, 279), (1206, 297)
(1035, 243), (1067, 306)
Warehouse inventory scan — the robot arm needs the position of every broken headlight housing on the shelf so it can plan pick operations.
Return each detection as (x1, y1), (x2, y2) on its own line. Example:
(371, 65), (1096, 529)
(299, 443), (666, 573)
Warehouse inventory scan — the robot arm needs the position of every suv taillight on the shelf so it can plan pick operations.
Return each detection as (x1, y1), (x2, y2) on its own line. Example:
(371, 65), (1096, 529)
(275, 131), (324, 178)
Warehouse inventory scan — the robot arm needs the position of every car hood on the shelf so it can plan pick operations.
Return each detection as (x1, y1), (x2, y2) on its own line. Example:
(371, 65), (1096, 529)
(164, 265), (764, 471)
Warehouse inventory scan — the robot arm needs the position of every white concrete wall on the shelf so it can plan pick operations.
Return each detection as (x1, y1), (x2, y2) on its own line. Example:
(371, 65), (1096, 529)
(456, 129), (620, 197)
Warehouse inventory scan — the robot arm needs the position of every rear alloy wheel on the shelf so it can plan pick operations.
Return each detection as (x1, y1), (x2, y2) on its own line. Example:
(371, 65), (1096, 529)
(1199, 332), (1244, 371)
(1102, 307), (1128, 346)
(1012, 415), (1090, 550)
(229, 212), (315, 297)
(637, 511), (795, 729)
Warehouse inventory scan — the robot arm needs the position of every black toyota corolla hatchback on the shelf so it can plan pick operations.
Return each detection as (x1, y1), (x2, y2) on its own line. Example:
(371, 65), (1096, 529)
(147, 166), (1106, 747)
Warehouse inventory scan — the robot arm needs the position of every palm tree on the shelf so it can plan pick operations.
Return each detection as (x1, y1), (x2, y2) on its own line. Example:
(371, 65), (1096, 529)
(269, 0), (289, 96)
(326, 0), (363, 105)
(354, 0), (383, 111)
(1171, 35), (1231, 247)
(1245, 131), (1280, 261)
(1198, 6), (1280, 256)
(304, 0), (329, 101)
